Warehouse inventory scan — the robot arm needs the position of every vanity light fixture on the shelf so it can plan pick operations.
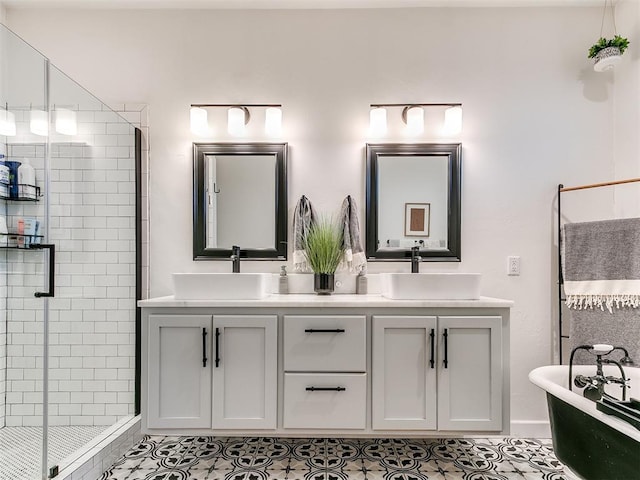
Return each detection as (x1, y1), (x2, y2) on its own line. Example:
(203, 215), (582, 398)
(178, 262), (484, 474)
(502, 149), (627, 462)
(190, 103), (283, 137)
(369, 107), (387, 137)
(403, 106), (424, 136)
(190, 106), (209, 136)
(54, 108), (77, 136)
(265, 107), (282, 137)
(442, 106), (463, 136)
(369, 103), (463, 137)
(30, 109), (48, 136)
(0, 105), (16, 137)
(228, 107), (249, 136)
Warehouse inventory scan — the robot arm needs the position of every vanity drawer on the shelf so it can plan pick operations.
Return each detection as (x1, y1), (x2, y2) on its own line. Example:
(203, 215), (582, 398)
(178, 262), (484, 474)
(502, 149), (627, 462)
(283, 373), (367, 429)
(283, 315), (366, 372)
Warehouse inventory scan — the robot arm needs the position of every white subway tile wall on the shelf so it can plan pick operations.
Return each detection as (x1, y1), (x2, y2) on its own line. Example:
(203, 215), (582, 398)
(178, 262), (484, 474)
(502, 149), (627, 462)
(2, 103), (148, 429)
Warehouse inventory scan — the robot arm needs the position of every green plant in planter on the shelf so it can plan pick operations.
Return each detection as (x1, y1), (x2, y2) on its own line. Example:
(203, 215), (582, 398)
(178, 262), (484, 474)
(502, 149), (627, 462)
(588, 35), (630, 58)
(303, 217), (344, 274)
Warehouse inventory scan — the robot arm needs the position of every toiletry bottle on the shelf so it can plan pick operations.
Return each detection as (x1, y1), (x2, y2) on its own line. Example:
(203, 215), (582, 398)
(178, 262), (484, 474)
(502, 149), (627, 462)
(18, 158), (36, 199)
(356, 267), (368, 294)
(279, 265), (289, 294)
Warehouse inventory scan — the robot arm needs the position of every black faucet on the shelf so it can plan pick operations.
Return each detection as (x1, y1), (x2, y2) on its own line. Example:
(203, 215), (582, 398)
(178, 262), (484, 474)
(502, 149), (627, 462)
(231, 245), (241, 273)
(411, 246), (421, 273)
(569, 344), (633, 402)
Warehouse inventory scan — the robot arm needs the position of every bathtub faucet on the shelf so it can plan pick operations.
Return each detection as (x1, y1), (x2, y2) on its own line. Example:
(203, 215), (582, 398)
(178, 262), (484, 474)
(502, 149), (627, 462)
(569, 344), (632, 402)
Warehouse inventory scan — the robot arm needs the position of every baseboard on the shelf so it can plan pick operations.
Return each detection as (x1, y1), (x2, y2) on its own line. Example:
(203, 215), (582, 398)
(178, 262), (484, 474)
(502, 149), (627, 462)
(509, 420), (551, 438)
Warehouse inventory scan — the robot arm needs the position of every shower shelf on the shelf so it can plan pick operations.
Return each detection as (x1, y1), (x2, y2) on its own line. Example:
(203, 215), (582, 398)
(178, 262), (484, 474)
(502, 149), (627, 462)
(0, 232), (44, 249)
(0, 183), (42, 201)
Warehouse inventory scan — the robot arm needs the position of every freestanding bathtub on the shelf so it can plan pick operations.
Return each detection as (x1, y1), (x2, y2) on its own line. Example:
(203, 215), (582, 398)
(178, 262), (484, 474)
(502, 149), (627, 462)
(529, 365), (640, 480)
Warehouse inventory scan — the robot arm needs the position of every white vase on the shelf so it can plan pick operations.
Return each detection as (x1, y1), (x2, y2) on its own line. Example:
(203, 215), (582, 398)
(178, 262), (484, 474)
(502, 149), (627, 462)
(593, 46), (622, 72)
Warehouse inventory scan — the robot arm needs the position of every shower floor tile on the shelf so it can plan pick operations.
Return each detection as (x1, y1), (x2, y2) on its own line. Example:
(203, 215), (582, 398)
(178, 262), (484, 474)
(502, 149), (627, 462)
(0, 425), (108, 480)
(100, 437), (566, 480)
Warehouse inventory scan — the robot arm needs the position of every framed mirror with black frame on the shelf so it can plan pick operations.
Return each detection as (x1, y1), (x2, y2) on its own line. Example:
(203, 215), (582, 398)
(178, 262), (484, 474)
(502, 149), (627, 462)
(193, 142), (287, 260)
(365, 143), (462, 262)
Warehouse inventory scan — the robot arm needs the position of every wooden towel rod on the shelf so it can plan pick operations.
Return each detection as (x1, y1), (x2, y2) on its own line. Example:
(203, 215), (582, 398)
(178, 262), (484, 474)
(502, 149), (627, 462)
(560, 177), (640, 193)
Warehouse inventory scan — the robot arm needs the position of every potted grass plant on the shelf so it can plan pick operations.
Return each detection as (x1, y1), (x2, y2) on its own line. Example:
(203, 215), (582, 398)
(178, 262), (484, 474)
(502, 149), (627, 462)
(588, 35), (630, 71)
(303, 217), (344, 295)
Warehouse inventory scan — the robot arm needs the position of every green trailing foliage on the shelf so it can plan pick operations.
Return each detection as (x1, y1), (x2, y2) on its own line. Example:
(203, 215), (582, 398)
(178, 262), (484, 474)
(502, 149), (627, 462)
(588, 35), (630, 58)
(303, 217), (344, 274)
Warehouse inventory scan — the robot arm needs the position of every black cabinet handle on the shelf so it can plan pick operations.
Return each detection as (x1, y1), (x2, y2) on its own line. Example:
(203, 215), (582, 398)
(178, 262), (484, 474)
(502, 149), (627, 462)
(304, 329), (345, 333)
(215, 328), (220, 368)
(32, 244), (55, 298)
(429, 328), (435, 369)
(443, 328), (449, 368)
(305, 386), (346, 392)
(202, 328), (207, 367)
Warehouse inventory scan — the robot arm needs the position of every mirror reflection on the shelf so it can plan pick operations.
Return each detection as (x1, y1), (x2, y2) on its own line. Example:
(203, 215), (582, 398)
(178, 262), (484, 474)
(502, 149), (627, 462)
(365, 143), (461, 262)
(193, 143), (287, 260)
(377, 155), (449, 251)
(205, 154), (276, 249)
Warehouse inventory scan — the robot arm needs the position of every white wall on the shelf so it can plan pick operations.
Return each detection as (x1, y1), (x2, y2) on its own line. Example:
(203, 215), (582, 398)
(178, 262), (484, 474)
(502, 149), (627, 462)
(6, 6), (618, 431)
(613, 0), (640, 217)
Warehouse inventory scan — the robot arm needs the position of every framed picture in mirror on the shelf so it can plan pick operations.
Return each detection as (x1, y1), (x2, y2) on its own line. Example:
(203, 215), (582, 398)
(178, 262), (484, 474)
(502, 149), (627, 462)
(404, 203), (430, 237)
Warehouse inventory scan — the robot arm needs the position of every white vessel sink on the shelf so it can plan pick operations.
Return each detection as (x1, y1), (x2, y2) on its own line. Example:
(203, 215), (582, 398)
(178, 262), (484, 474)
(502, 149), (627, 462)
(380, 273), (481, 300)
(172, 273), (270, 300)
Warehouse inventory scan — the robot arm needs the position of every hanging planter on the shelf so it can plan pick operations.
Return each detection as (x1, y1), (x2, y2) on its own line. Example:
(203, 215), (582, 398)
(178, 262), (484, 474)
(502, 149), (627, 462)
(589, 35), (630, 72)
(588, 0), (630, 72)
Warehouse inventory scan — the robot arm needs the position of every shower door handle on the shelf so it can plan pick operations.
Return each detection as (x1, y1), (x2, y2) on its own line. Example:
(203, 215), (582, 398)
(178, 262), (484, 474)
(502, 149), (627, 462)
(32, 244), (55, 298)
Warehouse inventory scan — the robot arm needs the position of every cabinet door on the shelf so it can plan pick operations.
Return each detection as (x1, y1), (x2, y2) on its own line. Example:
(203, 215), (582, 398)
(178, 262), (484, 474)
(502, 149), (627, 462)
(372, 316), (437, 430)
(147, 314), (212, 429)
(212, 315), (277, 429)
(438, 316), (503, 431)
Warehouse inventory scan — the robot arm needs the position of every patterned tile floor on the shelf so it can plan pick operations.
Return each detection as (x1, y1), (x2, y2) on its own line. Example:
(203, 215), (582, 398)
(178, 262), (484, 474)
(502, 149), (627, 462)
(100, 436), (568, 480)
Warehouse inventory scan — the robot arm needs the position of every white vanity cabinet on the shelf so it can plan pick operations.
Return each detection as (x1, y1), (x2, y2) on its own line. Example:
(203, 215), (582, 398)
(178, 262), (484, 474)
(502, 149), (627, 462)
(140, 295), (511, 436)
(147, 314), (212, 429)
(372, 315), (503, 432)
(212, 315), (278, 429)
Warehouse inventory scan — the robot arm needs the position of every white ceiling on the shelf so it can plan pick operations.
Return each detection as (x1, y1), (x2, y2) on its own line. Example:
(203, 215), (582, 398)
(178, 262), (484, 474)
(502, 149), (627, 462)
(0, 0), (605, 9)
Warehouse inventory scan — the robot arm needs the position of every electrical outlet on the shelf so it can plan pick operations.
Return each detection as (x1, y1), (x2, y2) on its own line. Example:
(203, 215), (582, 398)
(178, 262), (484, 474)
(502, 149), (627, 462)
(507, 256), (520, 276)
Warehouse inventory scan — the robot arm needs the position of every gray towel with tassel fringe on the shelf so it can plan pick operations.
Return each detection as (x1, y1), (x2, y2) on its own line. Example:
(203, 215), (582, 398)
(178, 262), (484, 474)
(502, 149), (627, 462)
(563, 218), (640, 364)
(338, 195), (367, 273)
(292, 195), (317, 272)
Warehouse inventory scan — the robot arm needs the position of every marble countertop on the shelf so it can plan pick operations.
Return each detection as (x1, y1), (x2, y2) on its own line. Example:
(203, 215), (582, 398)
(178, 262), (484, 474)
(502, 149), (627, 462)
(138, 294), (513, 309)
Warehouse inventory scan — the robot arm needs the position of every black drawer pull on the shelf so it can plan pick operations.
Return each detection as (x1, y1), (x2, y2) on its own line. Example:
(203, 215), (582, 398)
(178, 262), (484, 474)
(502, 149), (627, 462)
(304, 329), (345, 333)
(443, 328), (449, 369)
(202, 328), (208, 368)
(215, 328), (220, 368)
(305, 386), (346, 392)
(429, 328), (435, 369)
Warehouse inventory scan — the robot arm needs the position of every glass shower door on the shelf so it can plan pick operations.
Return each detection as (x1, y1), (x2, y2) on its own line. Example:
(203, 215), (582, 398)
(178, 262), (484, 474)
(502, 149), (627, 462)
(0, 23), (138, 479)
(0, 24), (48, 480)
(45, 66), (137, 476)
